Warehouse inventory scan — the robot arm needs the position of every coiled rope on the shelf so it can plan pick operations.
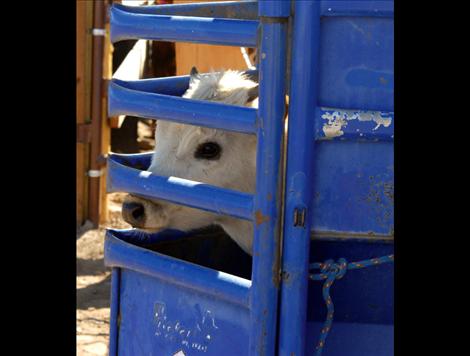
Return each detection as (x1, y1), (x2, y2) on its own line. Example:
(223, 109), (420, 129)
(309, 254), (394, 356)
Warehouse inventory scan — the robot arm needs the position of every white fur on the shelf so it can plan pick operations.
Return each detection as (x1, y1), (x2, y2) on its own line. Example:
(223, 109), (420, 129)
(124, 70), (258, 255)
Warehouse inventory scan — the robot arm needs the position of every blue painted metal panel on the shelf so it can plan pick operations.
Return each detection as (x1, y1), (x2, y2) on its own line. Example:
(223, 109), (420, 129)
(105, 228), (253, 355)
(318, 17), (394, 111)
(105, 229), (251, 356)
(311, 141), (394, 236)
(306, 322), (393, 356)
(107, 154), (254, 221)
(320, 0), (394, 18)
(110, 4), (258, 47)
(117, 269), (250, 355)
(109, 79), (258, 134)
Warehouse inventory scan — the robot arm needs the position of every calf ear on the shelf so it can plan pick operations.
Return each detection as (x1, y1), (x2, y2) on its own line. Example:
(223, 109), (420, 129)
(247, 84), (259, 103)
(190, 66), (199, 76)
(189, 66), (200, 85)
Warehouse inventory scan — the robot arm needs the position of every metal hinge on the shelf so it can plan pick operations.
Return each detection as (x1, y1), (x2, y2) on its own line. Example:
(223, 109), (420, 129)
(293, 207), (306, 227)
(77, 123), (91, 143)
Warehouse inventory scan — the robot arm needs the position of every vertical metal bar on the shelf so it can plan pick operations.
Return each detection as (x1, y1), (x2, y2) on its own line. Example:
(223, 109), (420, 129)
(250, 1), (289, 355)
(108, 267), (121, 356)
(278, 1), (321, 355)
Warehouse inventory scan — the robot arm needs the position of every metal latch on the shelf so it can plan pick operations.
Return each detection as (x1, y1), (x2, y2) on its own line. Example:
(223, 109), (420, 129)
(293, 207), (306, 227)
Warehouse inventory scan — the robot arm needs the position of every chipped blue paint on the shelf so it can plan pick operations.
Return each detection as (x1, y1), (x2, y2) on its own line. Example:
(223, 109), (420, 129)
(317, 108), (394, 141)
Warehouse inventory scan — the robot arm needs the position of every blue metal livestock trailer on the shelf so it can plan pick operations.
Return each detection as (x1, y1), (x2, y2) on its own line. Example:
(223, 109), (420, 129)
(105, 1), (394, 355)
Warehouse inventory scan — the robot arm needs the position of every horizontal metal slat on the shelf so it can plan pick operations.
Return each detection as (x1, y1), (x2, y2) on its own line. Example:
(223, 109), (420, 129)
(108, 79), (258, 134)
(113, 1), (259, 20)
(107, 153), (254, 221)
(105, 229), (251, 308)
(110, 69), (258, 97)
(110, 4), (258, 46)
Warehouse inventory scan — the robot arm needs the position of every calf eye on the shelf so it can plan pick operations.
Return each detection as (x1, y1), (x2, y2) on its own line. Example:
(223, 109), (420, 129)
(195, 142), (221, 160)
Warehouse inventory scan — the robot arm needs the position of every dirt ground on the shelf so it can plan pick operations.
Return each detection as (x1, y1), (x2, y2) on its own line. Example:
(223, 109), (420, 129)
(77, 121), (154, 355)
(77, 192), (131, 355)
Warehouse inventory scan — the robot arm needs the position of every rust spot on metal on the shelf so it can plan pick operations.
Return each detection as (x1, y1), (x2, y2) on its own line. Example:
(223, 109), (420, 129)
(272, 259), (281, 289)
(383, 182), (394, 202)
(255, 210), (270, 226)
(267, 193), (272, 201)
(281, 271), (290, 282)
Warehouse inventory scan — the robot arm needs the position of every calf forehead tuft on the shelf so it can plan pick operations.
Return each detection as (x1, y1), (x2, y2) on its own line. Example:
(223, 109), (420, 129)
(183, 70), (257, 106)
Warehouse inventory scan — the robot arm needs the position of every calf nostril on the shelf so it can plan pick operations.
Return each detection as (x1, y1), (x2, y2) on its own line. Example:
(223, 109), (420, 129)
(122, 202), (145, 225)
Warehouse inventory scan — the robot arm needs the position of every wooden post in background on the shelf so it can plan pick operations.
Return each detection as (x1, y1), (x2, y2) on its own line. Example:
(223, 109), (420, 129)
(173, 0), (255, 76)
(99, 7), (113, 225)
(76, 0), (94, 227)
(77, 1), (86, 226)
(87, 0), (107, 227)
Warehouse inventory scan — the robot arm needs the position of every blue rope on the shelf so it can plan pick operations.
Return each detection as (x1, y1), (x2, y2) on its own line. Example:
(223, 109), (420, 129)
(309, 254), (394, 356)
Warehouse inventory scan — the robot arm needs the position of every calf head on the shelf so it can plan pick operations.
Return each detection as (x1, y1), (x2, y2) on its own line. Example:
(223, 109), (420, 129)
(122, 68), (258, 254)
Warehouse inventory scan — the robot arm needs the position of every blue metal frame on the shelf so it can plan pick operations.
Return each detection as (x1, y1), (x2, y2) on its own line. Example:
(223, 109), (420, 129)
(111, 3), (258, 46)
(107, 1), (288, 354)
(250, 1), (289, 354)
(105, 1), (394, 355)
(278, 1), (394, 355)
(278, 1), (321, 354)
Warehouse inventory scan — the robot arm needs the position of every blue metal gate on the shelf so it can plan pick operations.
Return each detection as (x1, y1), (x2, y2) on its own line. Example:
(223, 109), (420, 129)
(104, 1), (394, 355)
